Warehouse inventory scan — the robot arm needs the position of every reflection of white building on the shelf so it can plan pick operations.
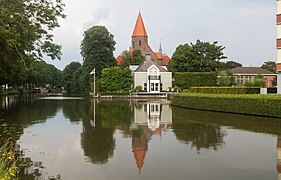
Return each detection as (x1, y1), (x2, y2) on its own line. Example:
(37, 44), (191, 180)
(131, 102), (172, 131)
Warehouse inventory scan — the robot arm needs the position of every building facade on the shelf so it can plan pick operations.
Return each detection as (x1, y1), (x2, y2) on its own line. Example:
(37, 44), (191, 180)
(231, 67), (276, 87)
(277, 0), (281, 93)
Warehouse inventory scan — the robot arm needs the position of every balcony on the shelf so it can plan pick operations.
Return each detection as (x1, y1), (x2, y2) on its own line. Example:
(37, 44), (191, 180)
(148, 75), (160, 80)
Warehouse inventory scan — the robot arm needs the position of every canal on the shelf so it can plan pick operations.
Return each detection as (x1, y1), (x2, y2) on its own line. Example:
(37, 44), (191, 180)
(0, 95), (281, 180)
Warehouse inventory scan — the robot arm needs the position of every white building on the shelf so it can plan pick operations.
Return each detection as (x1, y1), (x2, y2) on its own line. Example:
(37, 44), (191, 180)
(133, 61), (172, 93)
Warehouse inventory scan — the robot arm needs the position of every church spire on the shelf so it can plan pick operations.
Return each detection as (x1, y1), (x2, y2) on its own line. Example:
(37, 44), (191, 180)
(159, 39), (162, 56)
(132, 12), (148, 37)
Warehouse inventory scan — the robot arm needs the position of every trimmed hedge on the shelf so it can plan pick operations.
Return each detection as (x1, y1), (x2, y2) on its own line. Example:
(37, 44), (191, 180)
(171, 93), (281, 118)
(189, 87), (260, 94)
(189, 87), (278, 94)
(174, 72), (218, 90)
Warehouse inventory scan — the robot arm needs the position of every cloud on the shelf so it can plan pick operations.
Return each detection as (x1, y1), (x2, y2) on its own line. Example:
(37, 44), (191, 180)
(82, 8), (110, 31)
(47, 0), (276, 70)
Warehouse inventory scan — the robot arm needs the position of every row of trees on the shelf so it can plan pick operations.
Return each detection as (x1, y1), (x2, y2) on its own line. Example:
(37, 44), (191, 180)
(1, 0), (276, 94)
(0, 0), (65, 91)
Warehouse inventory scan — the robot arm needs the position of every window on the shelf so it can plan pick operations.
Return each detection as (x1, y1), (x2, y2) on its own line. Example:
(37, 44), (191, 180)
(155, 83), (159, 91)
(151, 83), (154, 92)
(145, 54), (151, 60)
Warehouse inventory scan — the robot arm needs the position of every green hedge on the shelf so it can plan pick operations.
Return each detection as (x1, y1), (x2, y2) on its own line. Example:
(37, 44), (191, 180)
(189, 87), (278, 94)
(171, 93), (281, 118)
(174, 72), (218, 90)
(189, 87), (261, 94)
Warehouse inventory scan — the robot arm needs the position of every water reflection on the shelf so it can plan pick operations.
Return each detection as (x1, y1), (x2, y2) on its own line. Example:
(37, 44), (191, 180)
(0, 96), (281, 179)
(130, 101), (172, 173)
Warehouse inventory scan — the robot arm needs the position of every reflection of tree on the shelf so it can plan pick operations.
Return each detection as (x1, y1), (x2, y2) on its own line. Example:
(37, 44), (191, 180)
(172, 106), (281, 136)
(173, 122), (225, 151)
(99, 101), (132, 136)
(0, 95), (60, 145)
(172, 107), (226, 152)
(80, 100), (133, 164)
(62, 99), (90, 123)
(80, 122), (115, 164)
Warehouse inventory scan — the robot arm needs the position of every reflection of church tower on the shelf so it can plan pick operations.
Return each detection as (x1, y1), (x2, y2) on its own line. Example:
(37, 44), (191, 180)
(277, 136), (281, 179)
(132, 127), (151, 174)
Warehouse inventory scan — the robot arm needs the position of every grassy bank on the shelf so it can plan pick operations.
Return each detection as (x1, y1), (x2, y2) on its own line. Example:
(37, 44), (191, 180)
(171, 93), (281, 118)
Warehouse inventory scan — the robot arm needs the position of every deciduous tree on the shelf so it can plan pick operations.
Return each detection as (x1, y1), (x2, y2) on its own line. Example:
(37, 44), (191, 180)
(80, 26), (116, 92)
(169, 40), (226, 72)
(261, 61), (276, 73)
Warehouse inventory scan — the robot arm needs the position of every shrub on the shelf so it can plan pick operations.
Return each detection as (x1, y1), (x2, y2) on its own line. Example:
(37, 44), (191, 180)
(217, 70), (234, 86)
(174, 72), (218, 90)
(135, 85), (142, 92)
(171, 93), (281, 118)
(189, 87), (260, 94)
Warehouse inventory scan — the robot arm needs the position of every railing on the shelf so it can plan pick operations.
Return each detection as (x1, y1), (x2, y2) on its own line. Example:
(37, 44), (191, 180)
(148, 75), (160, 80)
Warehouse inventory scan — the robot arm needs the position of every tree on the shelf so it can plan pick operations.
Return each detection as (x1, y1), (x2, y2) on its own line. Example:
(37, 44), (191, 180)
(101, 67), (132, 92)
(131, 50), (144, 65)
(0, 0), (65, 69)
(217, 70), (234, 86)
(120, 50), (145, 69)
(80, 26), (116, 92)
(62, 62), (82, 93)
(224, 61), (242, 69)
(26, 61), (62, 88)
(169, 40), (226, 72)
(261, 61), (276, 73)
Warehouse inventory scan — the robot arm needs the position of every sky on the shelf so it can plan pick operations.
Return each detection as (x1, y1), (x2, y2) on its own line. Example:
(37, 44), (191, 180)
(45, 0), (277, 70)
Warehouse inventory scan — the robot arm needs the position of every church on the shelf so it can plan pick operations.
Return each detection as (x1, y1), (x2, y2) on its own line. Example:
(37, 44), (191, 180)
(117, 12), (172, 93)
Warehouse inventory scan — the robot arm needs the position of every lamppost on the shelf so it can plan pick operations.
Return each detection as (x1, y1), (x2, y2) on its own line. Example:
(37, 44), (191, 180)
(90, 68), (96, 97)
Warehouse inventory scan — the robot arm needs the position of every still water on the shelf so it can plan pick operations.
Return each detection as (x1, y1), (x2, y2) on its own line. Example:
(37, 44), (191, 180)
(0, 95), (281, 180)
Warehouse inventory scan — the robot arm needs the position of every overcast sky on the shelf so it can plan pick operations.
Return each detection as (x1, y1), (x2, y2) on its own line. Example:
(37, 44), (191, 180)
(46, 0), (276, 70)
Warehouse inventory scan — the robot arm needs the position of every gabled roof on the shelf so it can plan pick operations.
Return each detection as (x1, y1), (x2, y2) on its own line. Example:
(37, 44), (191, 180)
(161, 54), (171, 66)
(132, 12), (148, 37)
(134, 60), (169, 72)
(231, 67), (276, 75)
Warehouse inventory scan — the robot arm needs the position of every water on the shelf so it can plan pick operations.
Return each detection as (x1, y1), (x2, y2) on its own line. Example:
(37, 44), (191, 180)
(0, 95), (281, 180)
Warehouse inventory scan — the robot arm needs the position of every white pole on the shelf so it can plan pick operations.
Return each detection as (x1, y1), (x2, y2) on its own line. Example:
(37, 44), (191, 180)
(94, 70), (96, 97)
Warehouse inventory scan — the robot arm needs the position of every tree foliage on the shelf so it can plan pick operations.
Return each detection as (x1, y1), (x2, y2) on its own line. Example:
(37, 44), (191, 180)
(169, 40), (226, 72)
(80, 26), (116, 92)
(62, 62), (82, 93)
(101, 67), (132, 92)
(224, 61), (242, 69)
(217, 70), (234, 86)
(0, 0), (66, 68)
(26, 61), (62, 88)
(120, 50), (144, 69)
(261, 61), (276, 73)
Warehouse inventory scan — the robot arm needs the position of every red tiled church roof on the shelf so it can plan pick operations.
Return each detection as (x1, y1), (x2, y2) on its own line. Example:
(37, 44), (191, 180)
(132, 12), (148, 37)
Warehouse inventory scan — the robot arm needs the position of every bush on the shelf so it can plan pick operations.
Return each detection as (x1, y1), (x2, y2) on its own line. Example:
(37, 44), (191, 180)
(217, 70), (234, 86)
(189, 87), (261, 94)
(171, 93), (281, 118)
(135, 85), (142, 92)
(174, 72), (218, 90)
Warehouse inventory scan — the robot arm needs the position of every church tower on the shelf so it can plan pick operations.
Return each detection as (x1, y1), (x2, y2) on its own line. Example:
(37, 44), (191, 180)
(277, 0), (281, 93)
(132, 12), (148, 50)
